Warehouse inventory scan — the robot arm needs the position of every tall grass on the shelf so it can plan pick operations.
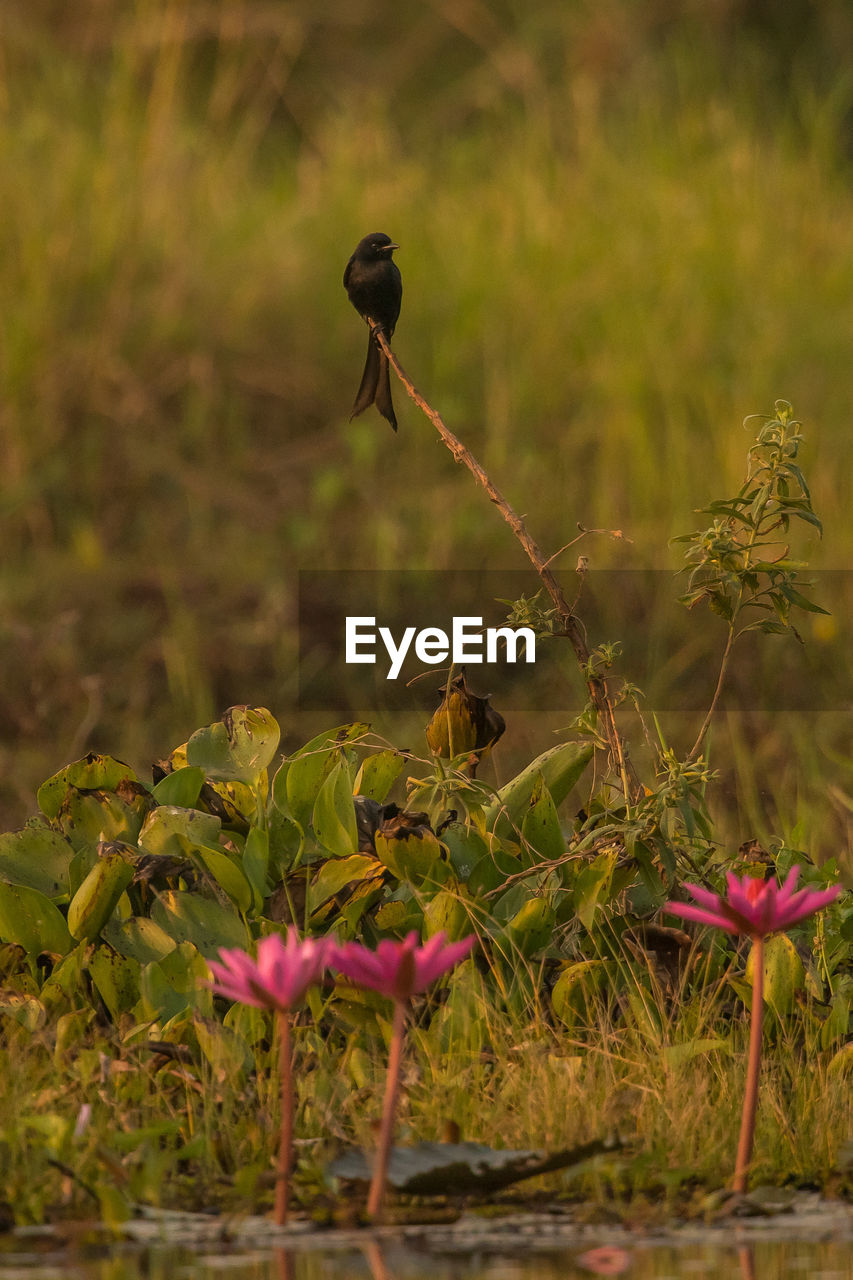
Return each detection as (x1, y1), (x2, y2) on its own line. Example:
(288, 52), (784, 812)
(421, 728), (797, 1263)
(1, 3), (852, 845)
(2, 948), (849, 1224)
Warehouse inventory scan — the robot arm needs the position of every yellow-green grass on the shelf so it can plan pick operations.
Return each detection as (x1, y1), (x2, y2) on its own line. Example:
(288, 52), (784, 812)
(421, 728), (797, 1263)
(2, 5), (853, 849)
(2, 954), (849, 1225)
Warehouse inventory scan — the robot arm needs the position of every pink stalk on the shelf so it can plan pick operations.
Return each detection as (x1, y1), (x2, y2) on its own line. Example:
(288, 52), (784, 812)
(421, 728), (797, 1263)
(733, 935), (764, 1193)
(367, 999), (407, 1219)
(275, 1011), (294, 1225)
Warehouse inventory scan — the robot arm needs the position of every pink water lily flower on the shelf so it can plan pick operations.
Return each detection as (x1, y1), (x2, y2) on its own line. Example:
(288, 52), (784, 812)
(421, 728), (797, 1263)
(667, 864), (842, 1196)
(206, 928), (337, 1012)
(667, 865), (840, 939)
(332, 929), (476, 1220)
(333, 929), (475, 1000)
(205, 928), (337, 1227)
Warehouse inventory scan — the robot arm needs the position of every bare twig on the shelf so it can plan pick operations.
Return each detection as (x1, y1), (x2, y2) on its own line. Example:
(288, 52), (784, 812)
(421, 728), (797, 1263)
(373, 324), (640, 801)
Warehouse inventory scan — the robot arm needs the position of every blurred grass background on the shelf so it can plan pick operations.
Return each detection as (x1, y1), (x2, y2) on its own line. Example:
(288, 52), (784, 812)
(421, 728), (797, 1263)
(1, 0), (852, 862)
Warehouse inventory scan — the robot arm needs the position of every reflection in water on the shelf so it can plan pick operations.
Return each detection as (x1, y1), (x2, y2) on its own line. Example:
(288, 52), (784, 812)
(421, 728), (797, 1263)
(2, 1236), (853, 1280)
(738, 1244), (755, 1280)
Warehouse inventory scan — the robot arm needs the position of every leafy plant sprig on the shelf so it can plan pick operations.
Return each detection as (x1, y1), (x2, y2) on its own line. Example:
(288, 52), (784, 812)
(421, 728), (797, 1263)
(674, 400), (827, 759)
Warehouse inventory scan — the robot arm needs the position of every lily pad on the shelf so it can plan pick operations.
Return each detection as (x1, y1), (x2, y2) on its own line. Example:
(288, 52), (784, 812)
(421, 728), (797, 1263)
(328, 1137), (621, 1195)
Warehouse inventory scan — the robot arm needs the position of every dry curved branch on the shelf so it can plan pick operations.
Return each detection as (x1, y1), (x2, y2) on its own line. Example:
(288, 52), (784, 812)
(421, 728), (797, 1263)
(372, 323), (640, 801)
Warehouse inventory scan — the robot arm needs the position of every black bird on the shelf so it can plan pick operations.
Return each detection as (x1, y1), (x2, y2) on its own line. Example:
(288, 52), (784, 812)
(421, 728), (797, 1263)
(344, 232), (402, 431)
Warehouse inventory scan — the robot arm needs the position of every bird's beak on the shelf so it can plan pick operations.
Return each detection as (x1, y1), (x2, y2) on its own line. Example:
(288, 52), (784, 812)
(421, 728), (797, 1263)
(385, 243), (400, 253)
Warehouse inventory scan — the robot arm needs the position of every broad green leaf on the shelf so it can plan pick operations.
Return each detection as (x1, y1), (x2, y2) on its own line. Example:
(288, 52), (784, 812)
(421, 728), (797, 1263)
(193, 846), (253, 914)
(520, 774), (566, 863)
(138, 805), (222, 860)
(746, 933), (805, 1016)
(423, 888), (474, 942)
(354, 750), (406, 802)
(87, 944), (141, 1020)
(101, 916), (177, 965)
(0, 883), (74, 957)
(467, 845), (523, 896)
(186, 706), (281, 784)
(308, 854), (384, 912)
(150, 890), (248, 957)
(56, 787), (148, 851)
(194, 1012), (252, 1078)
(139, 942), (211, 1022)
(0, 991), (46, 1030)
(67, 852), (135, 942)
(662, 1039), (731, 1067)
(152, 767), (205, 808)
(485, 742), (593, 838)
(503, 895), (555, 957)
(374, 828), (446, 887)
(374, 898), (424, 935)
(242, 826), (270, 912)
(283, 723), (370, 829)
(0, 828), (73, 900)
(39, 943), (89, 1012)
(37, 754), (138, 820)
(313, 760), (359, 857)
(441, 824), (489, 881)
(573, 851), (617, 930)
(551, 960), (612, 1028)
(223, 1001), (267, 1047)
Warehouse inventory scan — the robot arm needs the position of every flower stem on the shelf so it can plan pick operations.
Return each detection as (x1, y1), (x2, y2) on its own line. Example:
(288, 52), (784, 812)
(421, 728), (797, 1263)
(274, 1011), (293, 1225)
(367, 999), (407, 1219)
(733, 935), (764, 1193)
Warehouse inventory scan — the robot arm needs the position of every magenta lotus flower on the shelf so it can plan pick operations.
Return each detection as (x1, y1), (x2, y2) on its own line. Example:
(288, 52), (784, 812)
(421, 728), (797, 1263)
(667, 865), (842, 1195)
(332, 929), (476, 1220)
(205, 929), (337, 1226)
(667, 866), (841, 939)
(206, 928), (337, 1011)
(333, 930), (475, 1001)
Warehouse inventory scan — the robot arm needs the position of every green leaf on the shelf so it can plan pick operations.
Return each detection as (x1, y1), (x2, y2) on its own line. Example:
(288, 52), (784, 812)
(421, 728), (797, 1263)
(745, 933), (805, 1016)
(662, 1038), (731, 1067)
(779, 583), (829, 614)
(242, 826), (270, 912)
(193, 1012), (252, 1078)
(440, 824), (489, 881)
(186, 706), (281, 784)
(67, 851), (135, 942)
(313, 760), (359, 857)
(139, 941), (213, 1021)
(572, 852), (617, 930)
(308, 854), (383, 911)
(503, 895), (555, 957)
(87, 944), (141, 1020)
(0, 991), (46, 1030)
(467, 845), (524, 896)
(0, 882), (74, 957)
(0, 828), (73, 900)
(551, 960), (612, 1028)
(193, 845), (253, 914)
(354, 750), (407, 802)
(37, 754), (138, 820)
(520, 774), (566, 863)
(101, 916), (177, 965)
(150, 890), (249, 958)
(485, 742), (593, 838)
(422, 887), (473, 942)
(374, 828), (446, 887)
(283, 723), (369, 830)
(152, 767), (206, 808)
(138, 805), (222, 859)
(56, 787), (148, 851)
